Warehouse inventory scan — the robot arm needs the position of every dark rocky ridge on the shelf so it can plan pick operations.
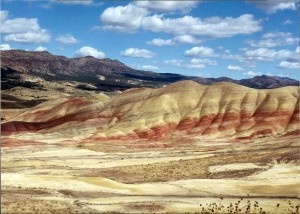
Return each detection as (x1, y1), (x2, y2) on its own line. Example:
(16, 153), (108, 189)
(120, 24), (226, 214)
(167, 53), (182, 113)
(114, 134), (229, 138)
(193, 75), (299, 89)
(1, 50), (189, 91)
(1, 50), (299, 91)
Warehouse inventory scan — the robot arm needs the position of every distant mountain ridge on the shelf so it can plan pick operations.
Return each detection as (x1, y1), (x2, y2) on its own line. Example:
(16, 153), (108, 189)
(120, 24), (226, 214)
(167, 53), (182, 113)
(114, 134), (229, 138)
(193, 75), (299, 89)
(1, 50), (190, 91)
(1, 50), (299, 91)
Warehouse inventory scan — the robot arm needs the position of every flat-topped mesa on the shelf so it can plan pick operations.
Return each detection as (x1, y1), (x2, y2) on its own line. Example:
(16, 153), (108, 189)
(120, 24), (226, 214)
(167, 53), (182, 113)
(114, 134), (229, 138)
(1, 81), (299, 142)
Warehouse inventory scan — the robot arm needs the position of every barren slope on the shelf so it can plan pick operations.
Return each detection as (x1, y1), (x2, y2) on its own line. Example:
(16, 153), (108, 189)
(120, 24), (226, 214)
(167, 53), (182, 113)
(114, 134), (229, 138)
(2, 81), (299, 143)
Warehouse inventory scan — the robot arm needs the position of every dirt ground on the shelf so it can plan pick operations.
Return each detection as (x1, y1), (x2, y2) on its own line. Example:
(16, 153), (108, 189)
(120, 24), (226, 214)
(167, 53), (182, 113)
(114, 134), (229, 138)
(1, 132), (300, 213)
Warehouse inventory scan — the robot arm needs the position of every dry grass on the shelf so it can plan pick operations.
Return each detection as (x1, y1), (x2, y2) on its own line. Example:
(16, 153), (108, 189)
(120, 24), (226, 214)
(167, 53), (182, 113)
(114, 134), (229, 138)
(124, 203), (165, 213)
(1, 199), (95, 214)
(78, 135), (198, 153)
(196, 198), (300, 214)
(1, 191), (96, 214)
(81, 149), (299, 183)
(58, 189), (119, 198)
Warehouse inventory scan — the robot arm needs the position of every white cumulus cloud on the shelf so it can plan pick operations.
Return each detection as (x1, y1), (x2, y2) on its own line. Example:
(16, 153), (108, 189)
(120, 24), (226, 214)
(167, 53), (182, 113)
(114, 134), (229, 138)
(100, 3), (262, 38)
(147, 38), (174, 46)
(185, 58), (217, 69)
(35, 46), (48, 51)
(185, 63), (206, 69)
(246, 32), (299, 48)
(0, 10), (50, 44)
(243, 48), (295, 61)
(56, 34), (79, 45)
(277, 61), (300, 69)
(0, 15), (40, 33)
(243, 71), (262, 77)
(147, 35), (201, 46)
(75, 46), (105, 59)
(227, 65), (243, 71)
(121, 48), (156, 58)
(0, 44), (11, 50)
(174, 35), (201, 44)
(134, 1), (198, 13)
(4, 30), (50, 44)
(248, 0), (297, 14)
(142, 14), (261, 38)
(184, 46), (217, 57)
(100, 4), (148, 33)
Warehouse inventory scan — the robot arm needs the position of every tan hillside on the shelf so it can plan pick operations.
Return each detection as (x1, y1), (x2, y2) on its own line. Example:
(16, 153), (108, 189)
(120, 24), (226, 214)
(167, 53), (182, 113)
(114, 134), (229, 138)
(2, 81), (299, 142)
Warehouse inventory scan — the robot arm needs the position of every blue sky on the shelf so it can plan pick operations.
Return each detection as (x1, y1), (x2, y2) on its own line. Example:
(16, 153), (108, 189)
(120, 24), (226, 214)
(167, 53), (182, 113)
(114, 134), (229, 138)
(1, 0), (299, 80)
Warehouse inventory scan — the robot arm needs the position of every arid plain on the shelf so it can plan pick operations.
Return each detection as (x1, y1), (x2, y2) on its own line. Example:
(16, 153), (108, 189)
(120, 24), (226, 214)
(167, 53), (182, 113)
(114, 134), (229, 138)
(2, 79), (300, 214)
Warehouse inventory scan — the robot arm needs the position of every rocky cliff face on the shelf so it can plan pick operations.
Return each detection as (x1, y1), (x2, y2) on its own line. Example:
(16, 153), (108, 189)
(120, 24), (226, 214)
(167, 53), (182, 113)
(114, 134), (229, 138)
(2, 81), (299, 143)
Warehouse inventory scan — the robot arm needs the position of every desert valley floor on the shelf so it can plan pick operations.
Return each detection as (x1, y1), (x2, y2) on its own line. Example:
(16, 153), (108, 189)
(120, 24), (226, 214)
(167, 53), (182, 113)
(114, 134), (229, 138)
(2, 133), (300, 213)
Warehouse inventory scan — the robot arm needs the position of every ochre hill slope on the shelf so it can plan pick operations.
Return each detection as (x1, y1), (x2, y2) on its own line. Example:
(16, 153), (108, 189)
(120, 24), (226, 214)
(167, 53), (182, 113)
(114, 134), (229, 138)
(2, 81), (299, 142)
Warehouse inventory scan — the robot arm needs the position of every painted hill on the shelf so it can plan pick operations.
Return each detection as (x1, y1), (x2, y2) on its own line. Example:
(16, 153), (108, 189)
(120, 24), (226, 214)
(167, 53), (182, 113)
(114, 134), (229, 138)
(2, 81), (299, 143)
